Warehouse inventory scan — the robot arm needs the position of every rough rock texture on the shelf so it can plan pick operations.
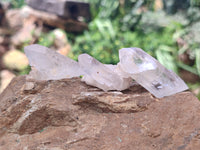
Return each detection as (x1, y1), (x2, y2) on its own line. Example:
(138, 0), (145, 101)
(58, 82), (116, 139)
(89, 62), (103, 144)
(0, 70), (15, 93)
(0, 76), (200, 150)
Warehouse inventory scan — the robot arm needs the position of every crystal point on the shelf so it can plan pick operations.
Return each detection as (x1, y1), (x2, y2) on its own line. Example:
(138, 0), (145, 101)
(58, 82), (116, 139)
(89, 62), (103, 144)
(24, 44), (84, 80)
(118, 47), (188, 98)
(78, 54), (132, 91)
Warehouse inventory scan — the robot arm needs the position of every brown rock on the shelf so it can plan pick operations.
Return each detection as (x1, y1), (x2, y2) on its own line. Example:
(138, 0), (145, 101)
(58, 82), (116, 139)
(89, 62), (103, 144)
(5, 9), (23, 31)
(180, 69), (200, 83)
(0, 76), (200, 149)
(7, 5), (87, 49)
(10, 15), (41, 47)
(0, 70), (16, 93)
(52, 29), (71, 56)
(22, 6), (88, 32)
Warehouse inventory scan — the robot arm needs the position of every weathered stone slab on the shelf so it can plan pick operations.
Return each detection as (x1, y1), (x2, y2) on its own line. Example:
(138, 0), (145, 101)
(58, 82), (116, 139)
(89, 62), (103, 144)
(22, 6), (88, 32)
(0, 76), (200, 149)
(26, 0), (90, 20)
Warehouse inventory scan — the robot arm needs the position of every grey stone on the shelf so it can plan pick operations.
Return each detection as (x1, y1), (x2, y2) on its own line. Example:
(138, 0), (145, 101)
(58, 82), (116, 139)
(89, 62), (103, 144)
(26, 0), (91, 20)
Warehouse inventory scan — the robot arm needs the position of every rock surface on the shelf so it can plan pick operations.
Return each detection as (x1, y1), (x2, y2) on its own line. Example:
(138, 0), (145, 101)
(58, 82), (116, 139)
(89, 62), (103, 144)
(0, 70), (15, 93)
(0, 76), (200, 150)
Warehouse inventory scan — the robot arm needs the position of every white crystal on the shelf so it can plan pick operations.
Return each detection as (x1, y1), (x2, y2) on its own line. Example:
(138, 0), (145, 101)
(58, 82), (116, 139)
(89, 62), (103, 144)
(24, 44), (188, 98)
(118, 47), (188, 98)
(24, 44), (84, 80)
(78, 54), (132, 91)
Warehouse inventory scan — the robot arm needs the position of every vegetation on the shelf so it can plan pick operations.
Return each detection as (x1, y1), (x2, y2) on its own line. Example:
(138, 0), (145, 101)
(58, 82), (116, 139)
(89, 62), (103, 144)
(69, 0), (200, 99)
(69, 0), (200, 77)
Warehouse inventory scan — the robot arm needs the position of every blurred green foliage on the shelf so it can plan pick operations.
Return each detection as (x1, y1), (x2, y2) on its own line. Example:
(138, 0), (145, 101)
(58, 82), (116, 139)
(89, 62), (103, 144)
(37, 32), (55, 47)
(2, 0), (25, 8)
(69, 0), (155, 64)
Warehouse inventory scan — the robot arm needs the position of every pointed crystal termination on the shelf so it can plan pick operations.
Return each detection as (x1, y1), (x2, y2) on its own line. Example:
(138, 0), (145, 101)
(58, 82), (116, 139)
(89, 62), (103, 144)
(118, 47), (188, 98)
(78, 54), (132, 91)
(24, 44), (84, 80)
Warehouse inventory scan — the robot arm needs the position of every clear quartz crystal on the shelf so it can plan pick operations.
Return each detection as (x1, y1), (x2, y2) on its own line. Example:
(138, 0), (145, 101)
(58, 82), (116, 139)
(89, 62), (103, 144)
(24, 44), (188, 98)
(118, 47), (188, 98)
(24, 44), (84, 80)
(78, 54), (132, 91)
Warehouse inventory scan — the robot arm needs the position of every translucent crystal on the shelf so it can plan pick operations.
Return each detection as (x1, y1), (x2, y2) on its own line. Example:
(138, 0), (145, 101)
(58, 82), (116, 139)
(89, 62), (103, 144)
(118, 47), (188, 98)
(24, 44), (84, 80)
(78, 54), (132, 91)
(24, 44), (188, 98)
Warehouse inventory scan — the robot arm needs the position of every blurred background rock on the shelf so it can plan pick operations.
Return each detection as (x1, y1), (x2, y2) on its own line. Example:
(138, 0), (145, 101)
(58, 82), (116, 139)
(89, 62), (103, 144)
(0, 0), (200, 99)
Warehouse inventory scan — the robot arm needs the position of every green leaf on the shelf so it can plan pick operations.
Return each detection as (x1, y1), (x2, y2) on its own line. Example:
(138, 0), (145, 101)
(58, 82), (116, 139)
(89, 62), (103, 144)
(177, 62), (199, 75)
(156, 49), (178, 73)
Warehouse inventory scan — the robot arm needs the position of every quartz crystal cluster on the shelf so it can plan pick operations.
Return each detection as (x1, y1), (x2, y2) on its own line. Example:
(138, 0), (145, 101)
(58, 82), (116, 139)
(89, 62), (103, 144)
(24, 44), (188, 98)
